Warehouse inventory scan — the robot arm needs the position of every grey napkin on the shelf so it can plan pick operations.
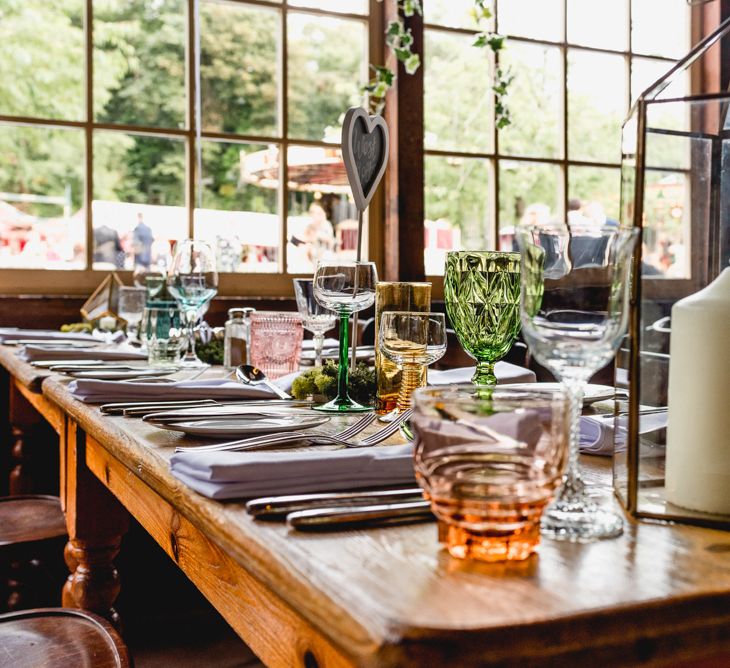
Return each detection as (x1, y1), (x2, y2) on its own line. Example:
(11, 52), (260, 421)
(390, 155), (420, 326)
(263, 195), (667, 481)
(20, 344), (147, 362)
(428, 362), (536, 386)
(68, 372), (299, 403)
(579, 411), (668, 456)
(0, 328), (96, 343)
(169, 444), (416, 499)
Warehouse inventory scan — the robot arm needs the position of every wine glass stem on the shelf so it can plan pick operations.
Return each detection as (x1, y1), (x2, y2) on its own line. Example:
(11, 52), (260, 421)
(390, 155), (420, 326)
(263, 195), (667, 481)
(184, 309), (198, 361)
(557, 378), (587, 504)
(396, 364), (423, 413)
(335, 312), (351, 402)
(473, 360), (497, 385)
(314, 332), (324, 367)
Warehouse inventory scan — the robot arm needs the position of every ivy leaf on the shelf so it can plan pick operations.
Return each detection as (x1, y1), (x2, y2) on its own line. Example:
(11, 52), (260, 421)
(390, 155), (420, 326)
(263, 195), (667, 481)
(404, 53), (421, 75)
(400, 29), (414, 48)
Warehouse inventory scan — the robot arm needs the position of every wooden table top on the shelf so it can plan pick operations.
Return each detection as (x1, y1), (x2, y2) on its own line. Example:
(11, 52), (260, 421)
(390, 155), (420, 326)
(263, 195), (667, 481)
(4, 344), (730, 665)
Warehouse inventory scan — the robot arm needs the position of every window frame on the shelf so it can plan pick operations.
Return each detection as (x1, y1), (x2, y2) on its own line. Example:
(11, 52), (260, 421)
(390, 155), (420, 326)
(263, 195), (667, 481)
(422, 0), (694, 297)
(0, 0), (384, 296)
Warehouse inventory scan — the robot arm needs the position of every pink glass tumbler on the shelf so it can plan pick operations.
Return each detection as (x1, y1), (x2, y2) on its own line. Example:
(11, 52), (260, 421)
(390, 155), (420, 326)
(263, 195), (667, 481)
(248, 312), (304, 379)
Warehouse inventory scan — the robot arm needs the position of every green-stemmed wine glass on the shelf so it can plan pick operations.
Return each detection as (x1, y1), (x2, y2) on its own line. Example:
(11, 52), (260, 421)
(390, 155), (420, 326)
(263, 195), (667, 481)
(444, 251), (521, 385)
(312, 261), (377, 412)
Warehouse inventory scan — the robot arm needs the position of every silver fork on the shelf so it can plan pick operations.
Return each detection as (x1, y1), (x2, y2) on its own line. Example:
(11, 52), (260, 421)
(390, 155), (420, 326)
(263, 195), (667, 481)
(174, 411), (378, 453)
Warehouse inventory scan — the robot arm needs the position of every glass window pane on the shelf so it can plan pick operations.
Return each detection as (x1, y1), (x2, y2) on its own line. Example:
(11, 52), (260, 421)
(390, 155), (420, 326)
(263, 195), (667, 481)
(641, 170), (690, 278)
(632, 0), (689, 59)
(631, 57), (687, 106)
(498, 0), (562, 42)
(0, 1), (84, 121)
(424, 155), (494, 276)
(567, 0), (628, 51)
(286, 145), (362, 274)
(93, 132), (186, 270)
(498, 161), (562, 251)
(93, 0), (186, 129)
(289, 0), (366, 14)
(288, 14), (366, 142)
(568, 166), (621, 224)
(0, 125), (85, 269)
(568, 50), (627, 163)
(201, 1), (279, 137)
(425, 30), (494, 153)
(194, 141), (280, 273)
(425, 0), (488, 30)
(499, 42), (562, 159)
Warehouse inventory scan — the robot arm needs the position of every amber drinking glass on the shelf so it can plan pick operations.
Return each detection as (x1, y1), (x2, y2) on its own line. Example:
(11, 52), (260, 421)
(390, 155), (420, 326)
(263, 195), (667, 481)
(412, 385), (570, 562)
(444, 251), (521, 385)
(374, 282), (432, 414)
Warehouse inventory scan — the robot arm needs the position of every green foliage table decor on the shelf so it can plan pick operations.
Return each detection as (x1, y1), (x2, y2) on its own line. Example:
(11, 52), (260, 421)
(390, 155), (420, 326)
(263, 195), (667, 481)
(291, 362), (375, 407)
(444, 250), (521, 385)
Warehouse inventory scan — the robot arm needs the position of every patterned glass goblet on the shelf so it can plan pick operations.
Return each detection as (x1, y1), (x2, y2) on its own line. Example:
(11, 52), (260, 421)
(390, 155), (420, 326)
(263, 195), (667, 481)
(444, 251), (521, 385)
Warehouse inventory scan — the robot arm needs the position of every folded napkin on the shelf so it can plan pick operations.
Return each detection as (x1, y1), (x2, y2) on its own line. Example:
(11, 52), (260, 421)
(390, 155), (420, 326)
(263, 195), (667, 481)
(19, 344), (147, 363)
(580, 411), (668, 456)
(169, 444), (416, 499)
(428, 362), (536, 386)
(0, 327), (96, 343)
(301, 338), (339, 351)
(68, 372), (298, 403)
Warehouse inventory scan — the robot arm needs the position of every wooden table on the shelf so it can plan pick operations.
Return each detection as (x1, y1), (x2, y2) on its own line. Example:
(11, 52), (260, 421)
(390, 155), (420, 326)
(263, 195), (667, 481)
(2, 346), (730, 667)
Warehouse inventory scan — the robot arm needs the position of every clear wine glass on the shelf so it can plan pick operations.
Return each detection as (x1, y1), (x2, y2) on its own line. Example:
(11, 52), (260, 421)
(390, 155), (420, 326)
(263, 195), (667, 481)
(117, 286), (147, 342)
(312, 261), (377, 412)
(379, 312), (447, 416)
(167, 239), (218, 368)
(293, 278), (337, 367)
(515, 221), (638, 542)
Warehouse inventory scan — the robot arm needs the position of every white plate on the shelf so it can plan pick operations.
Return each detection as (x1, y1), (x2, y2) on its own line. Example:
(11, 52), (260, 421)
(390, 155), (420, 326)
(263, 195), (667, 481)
(501, 382), (624, 406)
(158, 415), (330, 438)
(67, 369), (175, 380)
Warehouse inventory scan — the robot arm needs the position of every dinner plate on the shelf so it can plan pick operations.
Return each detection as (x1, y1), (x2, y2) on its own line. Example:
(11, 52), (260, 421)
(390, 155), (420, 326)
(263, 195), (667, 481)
(501, 382), (625, 406)
(157, 415), (330, 438)
(66, 369), (176, 380)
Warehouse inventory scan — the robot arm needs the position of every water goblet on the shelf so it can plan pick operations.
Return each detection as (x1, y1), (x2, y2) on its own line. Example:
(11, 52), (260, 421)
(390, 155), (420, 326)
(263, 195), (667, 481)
(379, 312), (447, 416)
(312, 261), (377, 412)
(117, 286), (147, 341)
(293, 278), (336, 367)
(444, 251), (521, 385)
(515, 221), (638, 542)
(167, 239), (218, 368)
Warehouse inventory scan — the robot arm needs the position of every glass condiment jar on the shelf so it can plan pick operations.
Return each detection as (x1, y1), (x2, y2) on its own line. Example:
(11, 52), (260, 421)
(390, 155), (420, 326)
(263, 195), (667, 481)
(224, 308), (247, 370)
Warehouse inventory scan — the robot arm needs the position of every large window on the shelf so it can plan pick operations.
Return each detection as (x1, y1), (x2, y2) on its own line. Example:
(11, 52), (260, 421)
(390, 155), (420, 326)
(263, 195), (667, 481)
(423, 0), (691, 277)
(0, 0), (376, 293)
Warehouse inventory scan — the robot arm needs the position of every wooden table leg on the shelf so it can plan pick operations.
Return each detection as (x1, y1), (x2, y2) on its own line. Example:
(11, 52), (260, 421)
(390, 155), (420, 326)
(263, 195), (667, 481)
(8, 382), (57, 495)
(62, 420), (129, 628)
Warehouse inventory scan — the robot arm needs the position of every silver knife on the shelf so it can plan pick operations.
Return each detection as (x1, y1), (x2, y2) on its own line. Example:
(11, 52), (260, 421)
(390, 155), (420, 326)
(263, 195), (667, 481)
(247, 487), (425, 520)
(100, 399), (218, 415)
(286, 500), (433, 531)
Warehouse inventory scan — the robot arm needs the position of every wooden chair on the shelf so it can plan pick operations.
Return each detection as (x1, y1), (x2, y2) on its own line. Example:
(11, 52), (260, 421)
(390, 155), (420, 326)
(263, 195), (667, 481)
(0, 607), (132, 668)
(0, 495), (67, 611)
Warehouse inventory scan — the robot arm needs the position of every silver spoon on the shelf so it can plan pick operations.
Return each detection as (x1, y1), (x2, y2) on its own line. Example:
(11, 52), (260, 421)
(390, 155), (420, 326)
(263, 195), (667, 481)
(236, 364), (292, 400)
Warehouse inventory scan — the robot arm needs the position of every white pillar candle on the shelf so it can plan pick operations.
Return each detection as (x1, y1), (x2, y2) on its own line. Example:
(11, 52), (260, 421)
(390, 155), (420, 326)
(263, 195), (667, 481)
(665, 267), (730, 515)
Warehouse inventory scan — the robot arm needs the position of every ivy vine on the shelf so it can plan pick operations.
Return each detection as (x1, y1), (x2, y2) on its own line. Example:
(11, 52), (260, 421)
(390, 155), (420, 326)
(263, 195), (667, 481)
(365, 0), (512, 129)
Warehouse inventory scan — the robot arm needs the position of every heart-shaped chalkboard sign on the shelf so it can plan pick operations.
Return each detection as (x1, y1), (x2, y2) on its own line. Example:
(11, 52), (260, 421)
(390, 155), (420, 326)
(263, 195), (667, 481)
(341, 107), (389, 212)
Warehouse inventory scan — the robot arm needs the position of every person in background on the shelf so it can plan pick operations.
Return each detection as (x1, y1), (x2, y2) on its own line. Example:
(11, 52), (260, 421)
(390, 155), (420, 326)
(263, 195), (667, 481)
(303, 202), (335, 266)
(132, 212), (154, 270)
(93, 224), (124, 269)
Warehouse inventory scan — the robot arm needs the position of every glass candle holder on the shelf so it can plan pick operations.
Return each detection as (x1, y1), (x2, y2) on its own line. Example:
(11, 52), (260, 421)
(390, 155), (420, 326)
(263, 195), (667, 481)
(248, 312), (304, 379)
(374, 282), (431, 414)
(412, 384), (570, 562)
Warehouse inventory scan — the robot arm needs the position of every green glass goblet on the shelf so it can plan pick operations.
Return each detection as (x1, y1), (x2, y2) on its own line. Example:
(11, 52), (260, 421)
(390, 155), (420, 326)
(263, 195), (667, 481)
(444, 251), (521, 385)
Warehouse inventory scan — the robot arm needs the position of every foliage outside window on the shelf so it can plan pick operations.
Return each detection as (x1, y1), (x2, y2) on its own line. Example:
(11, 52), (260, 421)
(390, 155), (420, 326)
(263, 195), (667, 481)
(423, 0), (692, 280)
(0, 0), (372, 285)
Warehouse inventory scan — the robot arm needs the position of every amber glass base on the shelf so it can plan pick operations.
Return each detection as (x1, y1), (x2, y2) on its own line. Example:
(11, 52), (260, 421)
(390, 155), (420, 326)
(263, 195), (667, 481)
(440, 521), (541, 562)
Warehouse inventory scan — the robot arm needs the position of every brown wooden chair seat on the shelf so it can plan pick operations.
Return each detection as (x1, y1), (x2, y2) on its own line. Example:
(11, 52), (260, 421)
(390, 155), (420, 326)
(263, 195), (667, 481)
(0, 495), (67, 611)
(0, 496), (66, 551)
(0, 607), (132, 668)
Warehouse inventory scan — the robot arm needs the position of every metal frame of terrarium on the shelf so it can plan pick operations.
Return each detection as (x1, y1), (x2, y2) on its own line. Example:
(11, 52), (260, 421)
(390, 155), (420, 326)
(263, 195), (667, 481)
(614, 15), (730, 529)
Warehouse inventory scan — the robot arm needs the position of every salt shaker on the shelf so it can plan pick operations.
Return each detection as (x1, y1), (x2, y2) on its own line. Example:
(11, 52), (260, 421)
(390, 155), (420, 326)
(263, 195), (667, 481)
(241, 307), (256, 364)
(223, 308), (247, 370)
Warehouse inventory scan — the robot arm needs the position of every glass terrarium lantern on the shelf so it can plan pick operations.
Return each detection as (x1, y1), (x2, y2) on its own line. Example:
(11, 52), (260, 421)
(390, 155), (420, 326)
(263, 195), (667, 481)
(614, 17), (730, 529)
